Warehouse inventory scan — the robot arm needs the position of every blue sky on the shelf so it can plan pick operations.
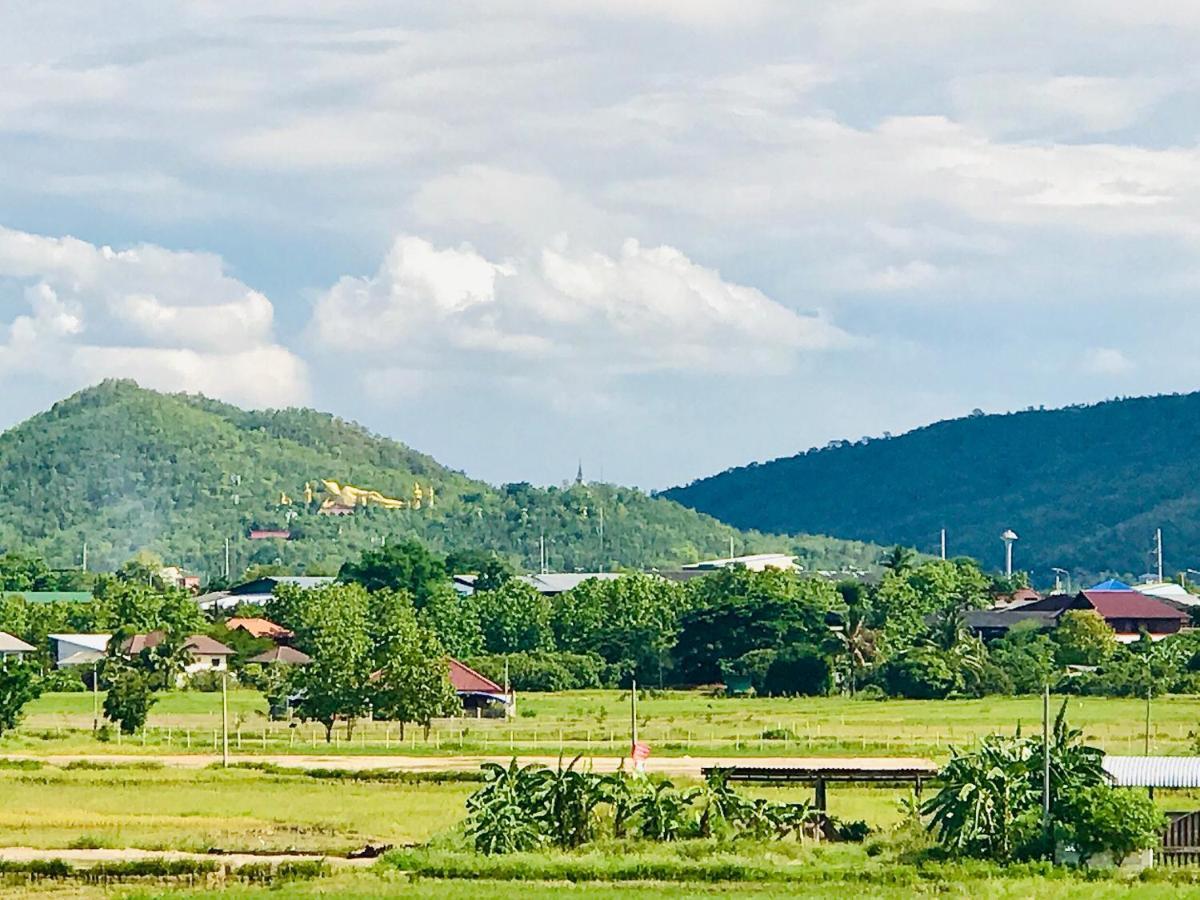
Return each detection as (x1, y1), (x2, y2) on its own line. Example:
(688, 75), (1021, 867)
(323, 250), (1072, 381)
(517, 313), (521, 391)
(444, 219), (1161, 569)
(3, 1), (1200, 489)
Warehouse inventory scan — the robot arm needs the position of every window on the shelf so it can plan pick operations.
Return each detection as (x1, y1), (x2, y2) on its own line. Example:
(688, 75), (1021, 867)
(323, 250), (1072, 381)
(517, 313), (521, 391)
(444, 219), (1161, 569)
(211, 657), (221, 667)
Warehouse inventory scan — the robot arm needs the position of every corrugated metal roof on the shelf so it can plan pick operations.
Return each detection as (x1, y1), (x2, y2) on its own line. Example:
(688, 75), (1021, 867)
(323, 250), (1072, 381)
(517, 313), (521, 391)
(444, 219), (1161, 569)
(1103, 755), (1200, 788)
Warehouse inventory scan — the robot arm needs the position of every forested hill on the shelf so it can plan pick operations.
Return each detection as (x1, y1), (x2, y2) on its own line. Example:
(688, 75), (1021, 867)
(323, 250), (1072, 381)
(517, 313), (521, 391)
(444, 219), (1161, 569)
(663, 392), (1200, 581)
(0, 381), (881, 578)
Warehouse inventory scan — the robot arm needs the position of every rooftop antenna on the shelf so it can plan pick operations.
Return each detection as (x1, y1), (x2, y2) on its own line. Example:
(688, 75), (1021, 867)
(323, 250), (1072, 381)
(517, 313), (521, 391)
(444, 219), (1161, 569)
(1001, 529), (1018, 578)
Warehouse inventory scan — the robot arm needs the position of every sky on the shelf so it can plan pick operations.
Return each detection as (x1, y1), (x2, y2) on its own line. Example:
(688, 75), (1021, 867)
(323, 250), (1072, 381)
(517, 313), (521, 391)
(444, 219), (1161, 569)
(3, 2), (1200, 489)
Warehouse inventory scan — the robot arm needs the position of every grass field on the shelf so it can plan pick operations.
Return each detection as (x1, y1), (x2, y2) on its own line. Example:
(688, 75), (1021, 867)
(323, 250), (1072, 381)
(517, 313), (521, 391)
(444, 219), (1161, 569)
(0, 760), (1198, 897)
(10, 689), (1200, 759)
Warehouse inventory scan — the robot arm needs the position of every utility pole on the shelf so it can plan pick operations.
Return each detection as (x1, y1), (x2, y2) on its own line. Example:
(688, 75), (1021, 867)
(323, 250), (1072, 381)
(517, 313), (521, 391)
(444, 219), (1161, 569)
(630, 677), (638, 758)
(224, 538), (231, 580)
(81, 541), (88, 572)
(1145, 659), (1153, 756)
(939, 529), (946, 561)
(92, 662), (99, 733)
(598, 505), (605, 570)
(729, 535), (735, 561)
(221, 670), (230, 767)
(1042, 684), (1051, 840)
(1156, 528), (1164, 582)
(539, 532), (547, 575)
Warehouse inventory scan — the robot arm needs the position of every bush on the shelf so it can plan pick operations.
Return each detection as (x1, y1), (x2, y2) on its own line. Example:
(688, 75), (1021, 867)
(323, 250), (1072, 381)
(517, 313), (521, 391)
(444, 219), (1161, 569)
(878, 647), (960, 699)
(465, 652), (607, 692)
(1058, 784), (1165, 865)
(185, 670), (225, 692)
(102, 668), (155, 734)
(762, 647), (832, 696)
(38, 668), (85, 692)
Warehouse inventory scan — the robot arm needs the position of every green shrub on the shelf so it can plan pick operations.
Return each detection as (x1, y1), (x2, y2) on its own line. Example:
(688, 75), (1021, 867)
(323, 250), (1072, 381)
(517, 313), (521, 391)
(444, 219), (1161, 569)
(465, 652), (607, 691)
(38, 668), (85, 692)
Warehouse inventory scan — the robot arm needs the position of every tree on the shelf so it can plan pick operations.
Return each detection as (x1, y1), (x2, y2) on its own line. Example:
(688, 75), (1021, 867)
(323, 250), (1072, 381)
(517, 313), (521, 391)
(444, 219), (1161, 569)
(988, 623), (1056, 694)
(834, 606), (878, 695)
(472, 580), (555, 655)
(444, 550), (514, 592)
(95, 579), (204, 635)
(763, 647), (832, 696)
(369, 590), (460, 739)
(878, 645), (962, 699)
(674, 568), (835, 684)
(418, 582), (485, 659)
(0, 660), (42, 735)
(102, 667), (155, 734)
(881, 545), (916, 573)
(291, 583), (373, 741)
(338, 540), (448, 607)
(871, 559), (991, 656)
(552, 575), (685, 683)
(1053, 610), (1116, 667)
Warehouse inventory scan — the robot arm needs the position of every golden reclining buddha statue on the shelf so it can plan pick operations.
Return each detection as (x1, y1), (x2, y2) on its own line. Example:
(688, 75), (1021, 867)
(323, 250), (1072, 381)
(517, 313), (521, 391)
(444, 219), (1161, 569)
(319, 479), (407, 510)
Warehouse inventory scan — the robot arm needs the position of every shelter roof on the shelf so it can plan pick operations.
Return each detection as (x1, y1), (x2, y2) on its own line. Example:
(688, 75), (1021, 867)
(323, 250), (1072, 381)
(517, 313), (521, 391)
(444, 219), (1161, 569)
(1104, 755), (1200, 788)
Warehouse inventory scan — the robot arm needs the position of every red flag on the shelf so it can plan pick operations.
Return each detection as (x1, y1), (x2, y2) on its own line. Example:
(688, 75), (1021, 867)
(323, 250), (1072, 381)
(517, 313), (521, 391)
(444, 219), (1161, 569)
(631, 741), (651, 762)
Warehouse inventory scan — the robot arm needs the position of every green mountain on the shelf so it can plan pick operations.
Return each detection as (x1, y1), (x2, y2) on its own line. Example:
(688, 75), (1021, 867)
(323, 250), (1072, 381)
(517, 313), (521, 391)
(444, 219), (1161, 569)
(0, 381), (880, 578)
(664, 392), (1200, 582)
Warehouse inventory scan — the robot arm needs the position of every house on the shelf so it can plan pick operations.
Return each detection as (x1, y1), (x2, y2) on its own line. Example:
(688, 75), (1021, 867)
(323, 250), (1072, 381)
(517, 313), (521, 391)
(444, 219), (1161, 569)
(0, 632), (35, 661)
(226, 617), (293, 642)
(448, 657), (512, 716)
(120, 632), (235, 678)
(452, 572), (625, 597)
(158, 567), (200, 592)
(1134, 581), (1200, 613)
(962, 609), (1060, 641)
(197, 575), (335, 611)
(248, 645), (312, 665)
(968, 580), (1188, 642)
(49, 634), (111, 667)
(682, 553), (797, 572)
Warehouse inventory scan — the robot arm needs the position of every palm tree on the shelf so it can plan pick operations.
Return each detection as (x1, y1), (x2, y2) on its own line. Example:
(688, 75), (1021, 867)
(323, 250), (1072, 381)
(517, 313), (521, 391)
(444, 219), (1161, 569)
(881, 545), (916, 573)
(836, 610), (879, 695)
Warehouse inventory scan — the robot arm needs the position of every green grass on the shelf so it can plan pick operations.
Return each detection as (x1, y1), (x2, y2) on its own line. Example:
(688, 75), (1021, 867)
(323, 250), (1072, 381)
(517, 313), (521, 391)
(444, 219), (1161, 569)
(0, 763), (470, 854)
(11, 689), (1200, 760)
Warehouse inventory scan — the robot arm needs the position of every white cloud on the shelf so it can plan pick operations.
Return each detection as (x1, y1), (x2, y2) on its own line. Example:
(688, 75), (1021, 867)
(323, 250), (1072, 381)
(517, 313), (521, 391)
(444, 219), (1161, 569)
(950, 74), (1170, 137)
(311, 234), (849, 384)
(1080, 347), (1135, 376)
(0, 226), (308, 407)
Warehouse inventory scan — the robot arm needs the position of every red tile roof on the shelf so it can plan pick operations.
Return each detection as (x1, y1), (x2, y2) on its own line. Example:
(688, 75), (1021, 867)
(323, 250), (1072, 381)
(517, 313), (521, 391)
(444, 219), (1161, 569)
(226, 617), (293, 640)
(1081, 590), (1189, 622)
(448, 657), (504, 693)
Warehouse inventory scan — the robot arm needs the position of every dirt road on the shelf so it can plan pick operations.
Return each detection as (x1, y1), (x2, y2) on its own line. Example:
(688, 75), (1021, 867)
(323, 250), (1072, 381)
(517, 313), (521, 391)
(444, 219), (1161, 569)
(0, 845), (374, 867)
(0, 752), (936, 777)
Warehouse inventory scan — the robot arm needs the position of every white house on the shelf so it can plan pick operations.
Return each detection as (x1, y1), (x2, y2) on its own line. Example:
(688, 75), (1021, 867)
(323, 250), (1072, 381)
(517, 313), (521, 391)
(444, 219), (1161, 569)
(49, 634), (112, 667)
(682, 553), (798, 572)
(0, 631), (35, 662)
(121, 632), (235, 680)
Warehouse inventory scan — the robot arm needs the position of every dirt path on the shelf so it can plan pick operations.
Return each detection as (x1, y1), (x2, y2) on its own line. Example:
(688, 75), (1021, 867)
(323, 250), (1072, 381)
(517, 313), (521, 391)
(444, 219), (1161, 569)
(0, 845), (374, 867)
(0, 752), (936, 777)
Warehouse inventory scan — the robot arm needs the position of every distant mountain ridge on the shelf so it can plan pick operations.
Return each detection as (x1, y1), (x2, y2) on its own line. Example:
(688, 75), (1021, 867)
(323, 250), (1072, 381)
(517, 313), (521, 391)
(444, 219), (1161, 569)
(663, 392), (1200, 581)
(0, 380), (882, 578)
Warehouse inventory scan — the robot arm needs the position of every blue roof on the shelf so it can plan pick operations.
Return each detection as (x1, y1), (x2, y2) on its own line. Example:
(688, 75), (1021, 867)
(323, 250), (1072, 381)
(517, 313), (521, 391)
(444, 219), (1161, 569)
(1089, 578), (1133, 592)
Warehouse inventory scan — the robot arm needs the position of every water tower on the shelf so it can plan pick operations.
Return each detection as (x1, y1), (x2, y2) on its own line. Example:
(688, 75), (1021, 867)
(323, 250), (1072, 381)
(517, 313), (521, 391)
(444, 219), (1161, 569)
(1001, 529), (1018, 577)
